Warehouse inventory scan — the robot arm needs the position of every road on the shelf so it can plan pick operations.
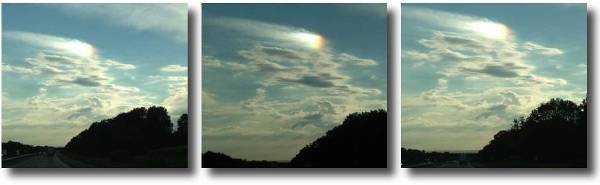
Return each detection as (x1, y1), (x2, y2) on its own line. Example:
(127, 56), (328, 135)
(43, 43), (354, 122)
(3, 153), (70, 168)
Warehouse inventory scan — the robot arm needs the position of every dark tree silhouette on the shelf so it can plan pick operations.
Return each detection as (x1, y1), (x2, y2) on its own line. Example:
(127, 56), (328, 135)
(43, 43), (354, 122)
(401, 148), (460, 167)
(479, 98), (587, 167)
(202, 151), (287, 168)
(64, 106), (187, 160)
(290, 109), (387, 167)
(175, 114), (188, 145)
(203, 109), (387, 168)
(1, 141), (45, 159)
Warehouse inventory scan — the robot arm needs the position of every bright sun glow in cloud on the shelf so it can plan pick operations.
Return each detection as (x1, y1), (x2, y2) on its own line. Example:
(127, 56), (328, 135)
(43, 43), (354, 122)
(60, 40), (95, 57)
(292, 32), (326, 49)
(4, 31), (97, 58)
(468, 21), (511, 40)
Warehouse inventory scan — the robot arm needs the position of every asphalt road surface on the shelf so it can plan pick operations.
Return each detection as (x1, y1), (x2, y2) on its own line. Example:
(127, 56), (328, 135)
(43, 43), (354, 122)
(3, 153), (70, 168)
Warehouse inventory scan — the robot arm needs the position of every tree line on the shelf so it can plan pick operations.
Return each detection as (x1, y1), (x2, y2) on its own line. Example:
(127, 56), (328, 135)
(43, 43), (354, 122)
(479, 98), (586, 167)
(402, 98), (587, 168)
(2, 141), (47, 159)
(203, 109), (387, 168)
(64, 106), (188, 162)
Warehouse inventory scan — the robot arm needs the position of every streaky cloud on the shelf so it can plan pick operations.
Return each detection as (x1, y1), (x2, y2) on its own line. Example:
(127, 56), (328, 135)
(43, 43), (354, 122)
(4, 31), (96, 58)
(56, 4), (187, 43)
(206, 17), (326, 49)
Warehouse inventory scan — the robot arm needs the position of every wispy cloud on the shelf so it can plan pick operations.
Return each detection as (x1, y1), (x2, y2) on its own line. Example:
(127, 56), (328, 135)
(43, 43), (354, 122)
(4, 31), (96, 58)
(522, 42), (564, 56)
(160, 64), (188, 72)
(403, 7), (512, 40)
(206, 17), (326, 49)
(56, 4), (187, 43)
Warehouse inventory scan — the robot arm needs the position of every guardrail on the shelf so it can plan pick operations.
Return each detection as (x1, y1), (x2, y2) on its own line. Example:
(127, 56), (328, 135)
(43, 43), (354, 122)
(1, 152), (41, 162)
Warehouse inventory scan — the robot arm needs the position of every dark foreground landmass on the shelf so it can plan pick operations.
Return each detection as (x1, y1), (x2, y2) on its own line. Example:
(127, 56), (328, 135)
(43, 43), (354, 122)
(203, 109), (387, 168)
(402, 98), (587, 168)
(3, 106), (189, 168)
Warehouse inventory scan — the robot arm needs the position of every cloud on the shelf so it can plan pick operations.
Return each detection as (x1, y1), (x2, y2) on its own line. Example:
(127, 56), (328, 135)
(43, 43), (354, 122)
(105, 59), (136, 70)
(404, 31), (566, 89)
(60, 77), (105, 87)
(162, 75), (188, 121)
(462, 64), (524, 78)
(336, 53), (377, 66)
(240, 46), (308, 61)
(403, 8), (512, 40)
(278, 73), (346, 88)
(57, 4), (187, 42)
(476, 104), (509, 119)
(161, 64), (188, 72)
(2, 32), (171, 146)
(4, 31), (96, 58)
(291, 113), (327, 129)
(522, 42), (564, 56)
(206, 17), (326, 49)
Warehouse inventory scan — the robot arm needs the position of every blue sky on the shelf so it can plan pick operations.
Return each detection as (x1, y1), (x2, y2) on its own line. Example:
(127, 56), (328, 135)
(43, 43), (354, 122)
(203, 4), (387, 161)
(2, 4), (188, 147)
(401, 4), (587, 151)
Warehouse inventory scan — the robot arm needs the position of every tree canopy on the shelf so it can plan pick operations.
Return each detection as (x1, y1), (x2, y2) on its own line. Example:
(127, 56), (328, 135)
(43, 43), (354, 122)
(479, 98), (587, 167)
(290, 109), (387, 167)
(65, 106), (188, 158)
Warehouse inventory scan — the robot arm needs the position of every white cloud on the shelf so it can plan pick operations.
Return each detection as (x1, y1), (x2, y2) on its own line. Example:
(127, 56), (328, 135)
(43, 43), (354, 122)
(162, 75), (188, 121)
(4, 31), (96, 58)
(2, 32), (169, 146)
(403, 8), (512, 40)
(206, 17), (326, 50)
(522, 41), (564, 56)
(57, 4), (187, 43)
(161, 64), (188, 72)
(336, 53), (378, 66)
(105, 59), (136, 70)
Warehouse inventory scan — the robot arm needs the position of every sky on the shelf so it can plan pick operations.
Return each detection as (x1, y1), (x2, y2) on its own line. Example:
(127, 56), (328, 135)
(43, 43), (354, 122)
(202, 4), (387, 161)
(401, 4), (587, 151)
(2, 4), (188, 147)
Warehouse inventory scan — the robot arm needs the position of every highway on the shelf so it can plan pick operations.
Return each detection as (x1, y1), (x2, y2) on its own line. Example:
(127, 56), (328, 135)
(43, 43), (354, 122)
(3, 152), (70, 168)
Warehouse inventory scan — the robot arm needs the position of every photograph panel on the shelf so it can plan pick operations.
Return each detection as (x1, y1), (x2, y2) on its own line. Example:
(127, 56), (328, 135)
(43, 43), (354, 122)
(1, 3), (189, 168)
(401, 3), (587, 168)
(202, 3), (388, 168)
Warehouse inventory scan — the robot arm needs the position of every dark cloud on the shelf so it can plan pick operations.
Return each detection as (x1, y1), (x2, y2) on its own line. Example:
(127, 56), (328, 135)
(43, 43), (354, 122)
(250, 60), (301, 73)
(239, 46), (307, 61)
(58, 77), (104, 87)
(419, 32), (491, 52)
(42, 54), (79, 64)
(278, 73), (346, 88)
(476, 104), (508, 120)
(67, 107), (94, 119)
(463, 65), (522, 78)
(291, 114), (323, 129)
(290, 113), (335, 129)
(280, 75), (336, 88)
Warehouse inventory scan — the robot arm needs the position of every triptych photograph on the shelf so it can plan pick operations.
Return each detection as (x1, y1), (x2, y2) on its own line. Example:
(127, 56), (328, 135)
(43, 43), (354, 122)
(0, 2), (588, 170)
